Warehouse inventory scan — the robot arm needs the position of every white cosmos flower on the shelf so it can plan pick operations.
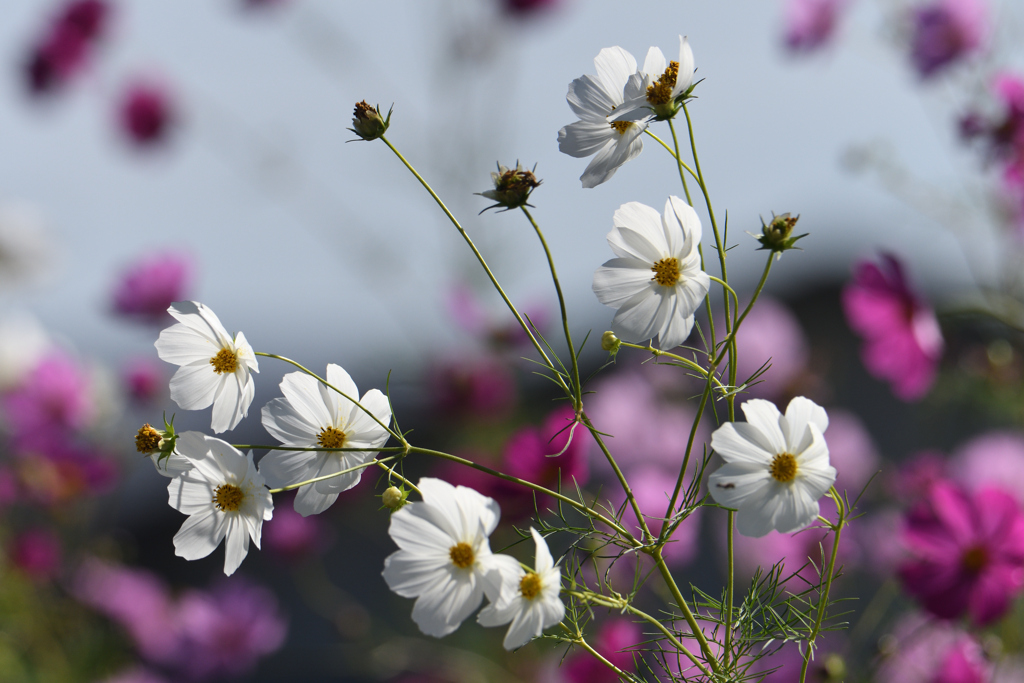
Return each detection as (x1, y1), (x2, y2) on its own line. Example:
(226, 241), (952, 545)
(155, 301), (258, 434)
(613, 35), (696, 122)
(258, 364), (392, 516)
(557, 46), (652, 188)
(708, 397), (837, 538)
(382, 477), (511, 638)
(478, 528), (565, 650)
(592, 196), (710, 350)
(167, 431), (273, 576)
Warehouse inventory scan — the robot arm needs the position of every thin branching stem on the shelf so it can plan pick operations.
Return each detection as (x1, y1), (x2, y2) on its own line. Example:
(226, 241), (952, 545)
(650, 128), (697, 204)
(266, 456), (398, 494)
(650, 548), (721, 674)
(799, 490), (846, 683)
(660, 376), (713, 535)
(713, 255), (775, 366)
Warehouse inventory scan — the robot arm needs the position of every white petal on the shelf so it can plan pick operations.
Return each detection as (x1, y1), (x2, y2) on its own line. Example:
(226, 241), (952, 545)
(168, 363), (218, 411)
(641, 46), (667, 79)
(261, 398), (320, 446)
(168, 476), (214, 515)
(257, 449), (318, 489)
(580, 132), (643, 189)
(389, 499), (461, 555)
(383, 549), (451, 598)
(503, 604), (546, 650)
(210, 371), (253, 433)
(708, 461), (772, 509)
(279, 372), (333, 429)
(155, 325), (219, 366)
(410, 571), (483, 637)
(773, 486), (820, 535)
(478, 596), (521, 627)
(566, 74), (619, 121)
(531, 528), (554, 574)
(222, 514), (250, 576)
(735, 484), (787, 538)
(293, 480), (340, 516)
(675, 36), (696, 96)
(593, 46), (637, 96)
(611, 202), (669, 260)
(344, 388), (392, 443)
(324, 363), (360, 418)
(149, 451), (193, 478)
(710, 422), (775, 466)
(558, 120), (616, 158)
(781, 397), (829, 454)
(657, 311), (694, 350)
(740, 400), (787, 455)
(167, 301), (231, 346)
(479, 553), (524, 605)
(664, 196), (702, 255)
(173, 509), (227, 560)
(593, 259), (655, 308)
(610, 287), (664, 343)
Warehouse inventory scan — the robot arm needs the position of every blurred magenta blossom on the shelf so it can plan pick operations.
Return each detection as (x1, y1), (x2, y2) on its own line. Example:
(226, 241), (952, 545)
(101, 668), (170, 683)
(826, 409), (880, 496)
(262, 493), (331, 559)
(899, 481), (1024, 626)
(25, 1), (110, 95)
(122, 356), (165, 403)
(13, 438), (117, 506)
(428, 357), (516, 421)
(757, 639), (843, 682)
(723, 297), (809, 400)
(908, 0), (988, 78)
(503, 405), (590, 494)
(952, 431), (1024, 505)
(842, 254), (943, 401)
(10, 528), (62, 581)
(560, 618), (641, 683)
(875, 612), (990, 682)
(446, 283), (549, 352)
(118, 80), (176, 147)
(888, 450), (948, 501)
(112, 251), (193, 324)
(3, 350), (95, 438)
(614, 465), (702, 567)
(783, 0), (846, 53)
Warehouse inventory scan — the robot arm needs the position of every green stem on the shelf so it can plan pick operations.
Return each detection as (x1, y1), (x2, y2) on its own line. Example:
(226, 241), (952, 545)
(378, 135), (569, 395)
(713, 254), (775, 367)
(254, 352), (399, 440)
(267, 456), (396, 494)
(651, 549), (720, 674)
(521, 206), (582, 410)
(660, 375), (713, 538)
(563, 626), (632, 681)
(647, 128), (697, 204)
(234, 445), (404, 453)
(799, 490), (846, 683)
(724, 510), (735, 668)
(375, 460), (420, 495)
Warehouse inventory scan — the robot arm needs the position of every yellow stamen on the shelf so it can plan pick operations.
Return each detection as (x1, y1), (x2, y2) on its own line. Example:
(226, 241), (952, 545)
(317, 426), (347, 449)
(519, 572), (542, 599)
(449, 542), (475, 569)
(769, 453), (798, 483)
(610, 120), (632, 135)
(650, 257), (681, 287)
(135, 424), (161, 453)
(209, 347), (238, 375)
(213, 483), (245, 512)
(646, 61), (680, 105)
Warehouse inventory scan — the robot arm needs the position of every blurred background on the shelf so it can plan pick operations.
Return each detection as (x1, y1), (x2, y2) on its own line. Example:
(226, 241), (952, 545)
(5, 0), (1024, 681)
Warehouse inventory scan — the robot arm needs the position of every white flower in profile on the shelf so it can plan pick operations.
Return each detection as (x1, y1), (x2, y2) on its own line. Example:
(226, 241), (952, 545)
(613, 36), (696, 122)
(167, 431), (273, 576)
(708, 397), (837, 538)
(155, 301), (258, 434)
(592, 196), (710, 350)
(557, 46), (652, 188)
(258, 364), (392, 516)
(478, 528), (565, 650)
(382, 478), (513, 638)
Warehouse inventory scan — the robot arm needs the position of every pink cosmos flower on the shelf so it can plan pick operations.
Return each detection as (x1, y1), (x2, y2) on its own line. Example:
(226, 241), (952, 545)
(10, 528), (62, 581)
(784, 0), (846, 53)
(13, 438), (118, 505)
(613, 465), (702, 567)
(176, 580), (288, 680)
(111, 251), (193, 324)
(826, 409), (880, 496)
(428, 357), (516, 421)
(4, 351), (95, 440)
(122, 357), (165, 403)
(909, 0), (988, 79)
(728, 298), (809, 400)
(899, 481), (1024, 626)
(875, 612), (990, 683)
(561, 619), (641, 683)
(446, 283), (550, 352)
(24, 1), (110, 95)
(118, 80), (176, 147)
(101, 668), (170, 683)
(888, 450), (948, 501)
(756, 639), (844, 682)
(952, 431), (1024, 506)
(263, 494), (331, 559)
(502, 0), (561, 18)
(857, 507), (909, 577)
(503, 405), (590, 494)
(842, 254), (943, 401)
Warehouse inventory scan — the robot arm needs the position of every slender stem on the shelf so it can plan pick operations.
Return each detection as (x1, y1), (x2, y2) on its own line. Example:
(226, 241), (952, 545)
(616, 341), (730, 392)
(698, 244), (718, 353)
(521, 206), (582, 410)
(563, 626), (632, 681)
(267, 456), (396, 493)
(375, 460), (420, 495)
(708, 275), (739, 311)
(648, 128), (697, 203)
(651, 549), (720, 674)
(713, 254), (775, 367)
(254, 352), (399, 440)
(799, 491), (846, 683)
(234, 445), (404, 452)
(378, 135), (569, 395)
(408, 446), (636, 544)
(724, 510), (735, 668)
(660, 375), (713, 536)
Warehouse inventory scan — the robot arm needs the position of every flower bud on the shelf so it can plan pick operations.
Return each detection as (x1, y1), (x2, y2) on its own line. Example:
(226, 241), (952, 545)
(382, 485), (407, 511)
(821, 653), (847, 681)
(476, 162), (541, 213)
(349, 100), (391, 141)
(135, 414), (178, 466)
(755, 213), (807, 255)
(601, 331), (621, 355)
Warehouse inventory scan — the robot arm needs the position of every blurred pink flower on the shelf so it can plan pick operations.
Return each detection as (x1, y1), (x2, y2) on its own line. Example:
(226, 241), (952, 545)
(826, 409), (880, 496)
(899, 481), (1024, 626)
(503, 405), (590, 495)
(909, 0), (988, 78)
(888, 450), (948, 501)
(586, 371), (709, 475)
(177, 580), (288, 680)
(433, 454), (533, 521)
(756, 639), (844, 682)
(502, 0), (560, 17)
(24, 1), (110, 95)
(118, 80), (176, 147)
(101, 668), (170, 683)
(731, 507), (857, 583)
(446, 283), (549, 352)
(112, 251), (193, 324)
(857, 507), (908, 577)
(4, 351), (95, 439)
(784, 0), (846, 53)
(728, 298), (809, 400)
(10, 528), (62, 581)
(561, 619), (641, 683)
(842, 254), (943, 401)
(875, 612), (990, 683)
(262, 495), (330, 559)
(13, 438), (118, 505)
(612, 466), (701, 567)
(122, 357), (165, 403)
(952, 431), (1024, 505)
(428, 357), (516, 420)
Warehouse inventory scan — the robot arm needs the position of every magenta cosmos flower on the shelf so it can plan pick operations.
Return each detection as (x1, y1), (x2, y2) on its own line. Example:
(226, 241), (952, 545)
(503, 405), (590, 492)
(875, 612), (991, 683)
(783, 0), (846, 53)
(909, 0), (988, 79)
(118, 80), (176, 147)
(24, 1), (110, 95)
(842, 254), (943, 401)
(899, 481), (1024, 626)
(112, 251), (192, 324)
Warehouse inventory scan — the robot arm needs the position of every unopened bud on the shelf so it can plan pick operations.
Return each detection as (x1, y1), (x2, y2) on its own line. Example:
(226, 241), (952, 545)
(601, 331), (621, 355)
(382, 486), (406, 511)
(136, 414), (179, 466)
(476, 162), (541, 213)
(349, 100), (391, 141)
(755, 212), (806, 256)
(821, 653), (846, 681)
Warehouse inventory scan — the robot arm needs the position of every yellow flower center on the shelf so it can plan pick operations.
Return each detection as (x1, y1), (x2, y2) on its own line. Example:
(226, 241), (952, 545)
(135, 424), (161, 453)
(769, 453), (798, 483)
(610, 120), (632, 135)
(650, 257), (681, 287)
(646, 61), (680, 105)
(213, 483), (245, 512)
(449, 542), (475, 569)
(317, 426), (347, 449)
(519, 572), (542, 599)
(209, 347), (238, 375)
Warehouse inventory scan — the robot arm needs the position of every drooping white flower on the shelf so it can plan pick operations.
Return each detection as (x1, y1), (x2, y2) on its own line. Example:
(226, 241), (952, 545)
(613, 36), (696, 122)
(258, 364), (392, 516)
(592, 196), (710, 350)
(557, 46), (652, 188)
(167, 431), (273, 576)
(478, 528), (565, 650)
(154, 301), (258, 434)
(708, 397), (837, 538)
(382, 477), (513, 638)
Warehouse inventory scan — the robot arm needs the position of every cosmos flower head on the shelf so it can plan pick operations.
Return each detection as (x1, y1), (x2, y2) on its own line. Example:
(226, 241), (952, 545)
(118, 80), (176, 147)
(908, 0), (988, 79)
